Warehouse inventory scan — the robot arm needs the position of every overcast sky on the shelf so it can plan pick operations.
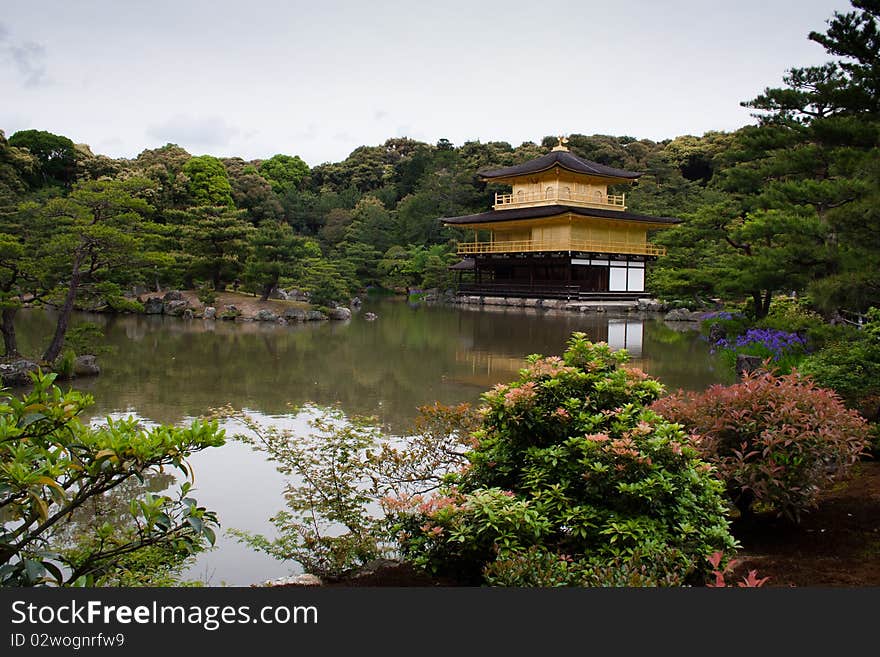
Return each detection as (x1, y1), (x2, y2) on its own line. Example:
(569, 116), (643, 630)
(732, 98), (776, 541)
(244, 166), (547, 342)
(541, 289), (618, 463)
(1, 0), (856, 166)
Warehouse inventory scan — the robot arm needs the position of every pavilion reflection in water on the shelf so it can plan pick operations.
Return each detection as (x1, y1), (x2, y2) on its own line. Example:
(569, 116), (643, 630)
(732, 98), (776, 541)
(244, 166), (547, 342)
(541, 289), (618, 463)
(453, 318), (645, 388)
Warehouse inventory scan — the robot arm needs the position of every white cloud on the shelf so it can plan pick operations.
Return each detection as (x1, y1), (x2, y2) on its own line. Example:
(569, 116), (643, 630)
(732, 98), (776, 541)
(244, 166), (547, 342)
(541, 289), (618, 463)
(1, 22), (49, 88)
(9, 41), (48, 87)
(146, 115), (239, 153)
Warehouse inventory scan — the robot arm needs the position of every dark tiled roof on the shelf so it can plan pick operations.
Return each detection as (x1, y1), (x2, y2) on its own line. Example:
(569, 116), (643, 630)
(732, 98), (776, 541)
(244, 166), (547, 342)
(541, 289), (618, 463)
(448, 258), (475, 270)
(479, 150), (642, 180)
(441, 204), (681, 226)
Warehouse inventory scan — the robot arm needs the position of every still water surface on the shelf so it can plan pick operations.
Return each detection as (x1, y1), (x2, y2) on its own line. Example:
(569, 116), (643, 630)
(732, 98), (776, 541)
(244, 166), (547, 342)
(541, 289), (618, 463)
(17, 300), (733, 585)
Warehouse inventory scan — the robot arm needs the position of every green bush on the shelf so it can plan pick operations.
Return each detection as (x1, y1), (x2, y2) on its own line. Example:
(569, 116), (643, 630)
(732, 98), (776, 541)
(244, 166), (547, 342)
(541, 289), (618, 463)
(798, 308), (880, 455)
(799, 339), (880, 422)
(391, 333), (737, 586)
(651, 371), (870, 522)
(483, 546), (685, 587)
(699, 312), (751, 342)
(63, 323), (108, 356)
(756, 297), (851, 350)
(55, 349), (77, 380)
(0, 371), (224, 585)
(196, 282), (216, 306)
(303, 259), (351, 308)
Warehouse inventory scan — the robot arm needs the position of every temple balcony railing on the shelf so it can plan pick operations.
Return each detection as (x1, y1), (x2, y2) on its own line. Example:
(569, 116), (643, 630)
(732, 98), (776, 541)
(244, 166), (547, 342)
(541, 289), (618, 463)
(456, 238), (666, 257)
(493, 191), (626, 211)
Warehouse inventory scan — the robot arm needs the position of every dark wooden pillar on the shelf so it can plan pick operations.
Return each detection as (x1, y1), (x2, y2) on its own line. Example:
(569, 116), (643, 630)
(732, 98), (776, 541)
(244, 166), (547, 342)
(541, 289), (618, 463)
(565, 257), (572, 299)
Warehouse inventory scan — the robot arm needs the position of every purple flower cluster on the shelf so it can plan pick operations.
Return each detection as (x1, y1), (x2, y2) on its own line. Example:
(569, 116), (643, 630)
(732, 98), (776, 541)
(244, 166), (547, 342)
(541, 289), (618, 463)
(713, 328), (806, 360)
(736, 328), (805, 351)
(699, 311), (741, 321)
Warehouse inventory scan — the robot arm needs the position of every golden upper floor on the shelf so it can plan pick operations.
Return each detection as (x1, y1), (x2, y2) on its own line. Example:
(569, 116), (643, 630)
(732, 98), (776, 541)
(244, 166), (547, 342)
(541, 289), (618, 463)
(479, 144), (640, 212)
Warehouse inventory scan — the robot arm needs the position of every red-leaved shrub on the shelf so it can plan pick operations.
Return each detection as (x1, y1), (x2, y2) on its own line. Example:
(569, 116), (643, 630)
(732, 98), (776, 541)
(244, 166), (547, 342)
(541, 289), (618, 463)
(651, 370), (869, 522)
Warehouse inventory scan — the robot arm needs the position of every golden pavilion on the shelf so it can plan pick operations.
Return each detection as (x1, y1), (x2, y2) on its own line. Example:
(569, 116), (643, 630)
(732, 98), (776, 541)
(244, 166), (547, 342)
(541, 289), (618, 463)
(442, 138), (679, 299)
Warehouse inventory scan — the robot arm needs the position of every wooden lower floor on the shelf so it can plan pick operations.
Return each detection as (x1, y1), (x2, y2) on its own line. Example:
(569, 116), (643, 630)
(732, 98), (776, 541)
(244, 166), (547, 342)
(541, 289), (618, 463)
(453, 252), (653, 300)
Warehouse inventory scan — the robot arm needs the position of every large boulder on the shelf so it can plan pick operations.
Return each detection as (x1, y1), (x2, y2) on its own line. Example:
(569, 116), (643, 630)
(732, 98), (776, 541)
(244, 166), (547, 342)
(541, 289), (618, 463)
(328, 307), (351, 321)
(258, 573), (324, 587)
(73, 355), (100, 377)
(305, 310), (328, 321)
(708, 322), (727, 344)
(665, 308), (698, 322)
(279, 288), (310, 302)
(255, 309), (279, 322)
(0, 359), (39, 386)
(638, 298), (667, 312)
(144, 297), (164, 314)
(203, 306), (217, 320)
(162, 290), (183, 302)
(736, 354), (766, 379)
(163, 299), (190, 316)
(283, 308), (307, 322)
(220, 305), (241, 321)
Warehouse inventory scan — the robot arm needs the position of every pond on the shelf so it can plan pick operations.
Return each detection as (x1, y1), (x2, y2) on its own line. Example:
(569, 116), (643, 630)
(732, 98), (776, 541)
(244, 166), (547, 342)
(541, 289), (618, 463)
(15, 299), (734, 586)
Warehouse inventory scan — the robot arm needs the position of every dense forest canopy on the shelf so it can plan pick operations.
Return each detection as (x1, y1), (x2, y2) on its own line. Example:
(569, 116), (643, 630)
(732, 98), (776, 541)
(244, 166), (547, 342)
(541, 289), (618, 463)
(1, 0), (878, 361)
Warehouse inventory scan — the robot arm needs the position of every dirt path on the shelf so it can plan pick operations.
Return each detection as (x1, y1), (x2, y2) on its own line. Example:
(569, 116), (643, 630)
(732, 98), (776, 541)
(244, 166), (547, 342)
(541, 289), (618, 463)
(729, 460), (880, 587)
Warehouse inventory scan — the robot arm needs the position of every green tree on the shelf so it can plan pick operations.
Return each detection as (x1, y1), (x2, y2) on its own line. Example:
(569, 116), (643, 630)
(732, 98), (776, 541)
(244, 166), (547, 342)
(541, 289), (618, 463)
(342, 196), (395, 253)
(28, 178), (158, 363)
(337, 240), (382, 287)
(243, 221), (320, 300)
(0, 231), (29, 356)
(656, 1), (880, 316)
(0, 130), (37, 214)
(808, 1), (880, 115)
(258, 154), (310, 194)
(177, 206), (253, 291)
(182, 155), (234, 207)
(132, 144), (192, 210)
(0, 372), (223, 586)
(378, 245), (419, 292)
(8, 129), (77, 187)
(300, 258), (351, 307)
(223, 158), (283, 223)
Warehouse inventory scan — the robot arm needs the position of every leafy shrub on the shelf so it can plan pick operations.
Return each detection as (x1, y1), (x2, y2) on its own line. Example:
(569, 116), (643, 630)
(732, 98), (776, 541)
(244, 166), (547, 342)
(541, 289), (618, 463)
(705, 551), (769, 588)
(651, 371), (869, 522)
(55, 349), (77, 379)
(0, 371), (224, 585)
(483, 546), (684, 587)
(227, 405), (385, 579)
(196, 282), (216, 306)
(219, 306), (241, 320)
(756, 298), (849, 349)
(302, 258), (350, 308)
(799, 339), (880, 422)
(105, 297), (145, 314)
(88, 281), (144, 314)
(63, 322), (111, 356)
(224, 402), (479, 580)
(699, 311), (750, 342)
(799, 309), (880, 456)
(391, 333), (737, 586)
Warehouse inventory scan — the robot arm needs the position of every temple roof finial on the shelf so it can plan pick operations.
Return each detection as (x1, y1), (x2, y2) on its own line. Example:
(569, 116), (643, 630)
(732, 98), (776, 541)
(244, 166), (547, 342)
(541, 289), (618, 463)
(552, 135), (570, 152)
